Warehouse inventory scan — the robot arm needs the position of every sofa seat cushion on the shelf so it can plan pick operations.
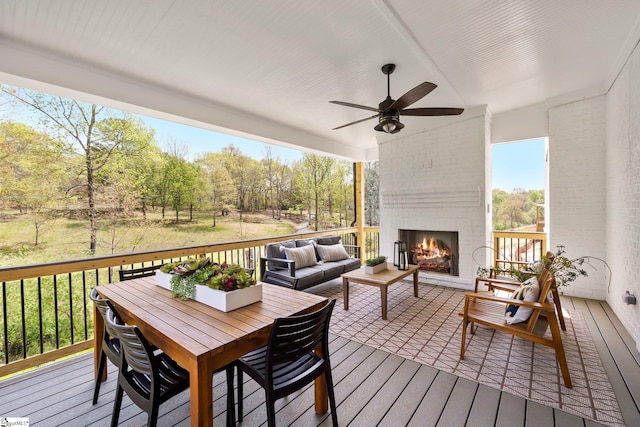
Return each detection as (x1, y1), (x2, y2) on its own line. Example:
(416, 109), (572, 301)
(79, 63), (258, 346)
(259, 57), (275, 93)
(263, 267), (324, 289)
(334, 257), (361, 273)
(310, 262), (344, 278)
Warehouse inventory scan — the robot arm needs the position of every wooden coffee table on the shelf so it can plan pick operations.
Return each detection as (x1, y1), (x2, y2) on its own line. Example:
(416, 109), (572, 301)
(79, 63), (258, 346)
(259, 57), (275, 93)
(341, 264), (419, 320)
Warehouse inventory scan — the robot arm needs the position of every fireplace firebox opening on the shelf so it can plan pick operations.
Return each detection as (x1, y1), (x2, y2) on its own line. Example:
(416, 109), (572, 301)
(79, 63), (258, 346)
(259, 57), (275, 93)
(398, 229), (459, 276)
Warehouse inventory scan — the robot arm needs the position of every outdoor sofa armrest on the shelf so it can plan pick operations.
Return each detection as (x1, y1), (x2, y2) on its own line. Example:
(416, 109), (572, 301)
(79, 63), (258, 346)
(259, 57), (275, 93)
(260, 256), (296, 279)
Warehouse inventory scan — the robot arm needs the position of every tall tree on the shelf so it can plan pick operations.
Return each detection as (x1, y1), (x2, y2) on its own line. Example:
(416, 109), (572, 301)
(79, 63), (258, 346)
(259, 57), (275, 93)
(196, 153), (235, 226)
(364, 161), (380, 226)
(1, 86), (142, 254)
(0, 122), (71, 245)
(220, 145), (253, 221)
(294, 154), (335, 231)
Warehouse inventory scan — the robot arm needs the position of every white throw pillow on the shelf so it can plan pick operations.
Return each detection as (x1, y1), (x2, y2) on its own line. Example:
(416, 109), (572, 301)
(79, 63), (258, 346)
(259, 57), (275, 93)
(505, 277), (540, 325)
(284, 244), (318, 269)
(316, 243), (349, 262)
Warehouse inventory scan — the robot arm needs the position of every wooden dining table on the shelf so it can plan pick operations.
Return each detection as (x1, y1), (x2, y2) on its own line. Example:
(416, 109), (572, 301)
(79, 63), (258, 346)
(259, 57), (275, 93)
(94, 278), (329, 426)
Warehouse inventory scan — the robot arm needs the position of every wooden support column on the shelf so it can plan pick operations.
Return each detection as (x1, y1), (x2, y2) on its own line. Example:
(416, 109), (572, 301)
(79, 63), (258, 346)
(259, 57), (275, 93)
(355, 162), (365, 263)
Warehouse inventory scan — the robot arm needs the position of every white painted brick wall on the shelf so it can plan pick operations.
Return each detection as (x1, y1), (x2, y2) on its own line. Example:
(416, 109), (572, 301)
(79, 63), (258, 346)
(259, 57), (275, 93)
(548, 96), (607, 300)
(606, 41), (640, 351)
(378, 110), (489, 288)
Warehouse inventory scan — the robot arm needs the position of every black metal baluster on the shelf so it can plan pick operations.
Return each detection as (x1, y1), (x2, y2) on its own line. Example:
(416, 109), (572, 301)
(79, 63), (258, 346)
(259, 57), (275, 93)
(2, 282), (8, 364)
(68, 273), (74, 345)
(82, 271), (88, 341)
(20, 280), (26, 359)
(53, 275), (59, 349)
(38, 277), (43, 354)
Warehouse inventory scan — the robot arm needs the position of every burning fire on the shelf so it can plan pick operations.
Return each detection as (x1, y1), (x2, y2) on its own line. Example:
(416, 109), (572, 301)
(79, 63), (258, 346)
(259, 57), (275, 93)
(411, 236), (452, 273)
(418, 237), (449, 258)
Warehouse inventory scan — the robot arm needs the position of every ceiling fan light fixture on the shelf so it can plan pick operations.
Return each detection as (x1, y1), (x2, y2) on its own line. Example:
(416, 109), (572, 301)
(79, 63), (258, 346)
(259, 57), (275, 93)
(375, 115), (404, 134)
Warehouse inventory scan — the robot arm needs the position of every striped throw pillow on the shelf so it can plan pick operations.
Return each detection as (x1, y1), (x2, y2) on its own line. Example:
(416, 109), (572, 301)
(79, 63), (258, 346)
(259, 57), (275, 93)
(284, 244), (318, 269)
(316, 243), (349, 262)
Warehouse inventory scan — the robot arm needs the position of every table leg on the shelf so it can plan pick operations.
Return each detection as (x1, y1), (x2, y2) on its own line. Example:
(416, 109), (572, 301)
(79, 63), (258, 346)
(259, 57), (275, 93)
(342, 277), (349, 311)
(413, 269), (419, 297)
(189, 359), (214, 427)
(314, 345), (329, 415)
(381, 285), (388, 320)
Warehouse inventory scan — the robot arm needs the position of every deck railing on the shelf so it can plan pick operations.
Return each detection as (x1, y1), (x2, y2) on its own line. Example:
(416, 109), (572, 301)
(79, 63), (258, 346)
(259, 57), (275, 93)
(492, 230), (547, 270)
(0, 227), (379, 377)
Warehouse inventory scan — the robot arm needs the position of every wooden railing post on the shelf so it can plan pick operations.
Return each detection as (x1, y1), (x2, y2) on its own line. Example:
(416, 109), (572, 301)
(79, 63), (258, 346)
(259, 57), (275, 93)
(355, 162), (365, 264)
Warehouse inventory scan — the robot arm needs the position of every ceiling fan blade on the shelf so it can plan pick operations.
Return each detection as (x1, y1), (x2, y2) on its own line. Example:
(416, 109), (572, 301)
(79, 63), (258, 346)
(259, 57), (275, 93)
(400, 107), (464, 116)
(389, 82), (437, 111)
(329, 100), (379, 112)
(332, 114), (378, 130)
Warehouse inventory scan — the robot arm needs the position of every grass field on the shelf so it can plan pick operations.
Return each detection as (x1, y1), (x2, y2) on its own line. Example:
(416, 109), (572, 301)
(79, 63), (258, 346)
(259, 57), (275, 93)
(0, 209), (299, 267)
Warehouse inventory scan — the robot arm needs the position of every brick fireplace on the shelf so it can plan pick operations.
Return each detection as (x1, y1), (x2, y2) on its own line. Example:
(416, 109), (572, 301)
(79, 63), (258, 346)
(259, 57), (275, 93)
(377, 108), (492, 289)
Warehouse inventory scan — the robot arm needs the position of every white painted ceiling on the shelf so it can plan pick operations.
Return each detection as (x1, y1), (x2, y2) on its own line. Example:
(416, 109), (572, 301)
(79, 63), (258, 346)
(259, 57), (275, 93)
(0, 0), (639, 160)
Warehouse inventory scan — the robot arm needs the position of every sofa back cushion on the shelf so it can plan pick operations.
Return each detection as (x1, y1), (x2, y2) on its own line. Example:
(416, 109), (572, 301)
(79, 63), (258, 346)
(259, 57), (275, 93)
(284, 244), (318, 269)
(316, 235), (341, 246)
(316, 243), (350, 262)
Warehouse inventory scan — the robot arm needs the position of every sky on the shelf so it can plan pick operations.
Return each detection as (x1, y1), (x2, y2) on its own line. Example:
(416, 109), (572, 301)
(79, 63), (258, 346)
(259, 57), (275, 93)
(138, 115), (304, 163)
(492, 138), (546, 191)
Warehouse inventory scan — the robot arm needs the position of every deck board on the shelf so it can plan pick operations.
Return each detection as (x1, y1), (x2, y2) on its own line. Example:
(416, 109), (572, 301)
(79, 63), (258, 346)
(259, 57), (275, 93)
(495, 392), (526, 427)
(466, 384), (501, 427)
(568, 296), (640, 427)
(1, 295), (639, 426)
(436, 377), (478, 427)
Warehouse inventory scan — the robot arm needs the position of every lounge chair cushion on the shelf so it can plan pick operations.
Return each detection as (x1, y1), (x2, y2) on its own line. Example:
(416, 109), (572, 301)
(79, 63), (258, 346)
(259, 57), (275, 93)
(505, 277), (540, 324)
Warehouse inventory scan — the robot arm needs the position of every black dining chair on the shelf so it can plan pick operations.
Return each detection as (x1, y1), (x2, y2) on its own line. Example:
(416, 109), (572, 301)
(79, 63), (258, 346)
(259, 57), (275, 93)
(118, 263), (164, 282)
(104, 306), (190, 427)
(231, 299), (338, 427)
(90, 287), (124, 405)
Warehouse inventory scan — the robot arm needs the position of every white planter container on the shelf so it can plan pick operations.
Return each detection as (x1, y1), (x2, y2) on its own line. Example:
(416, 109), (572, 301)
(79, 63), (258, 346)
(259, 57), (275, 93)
(365, 262), (388, 274)
(194, 283), (262, 312)
(155, 271), (172, 290)
(155, 271), (262, 311)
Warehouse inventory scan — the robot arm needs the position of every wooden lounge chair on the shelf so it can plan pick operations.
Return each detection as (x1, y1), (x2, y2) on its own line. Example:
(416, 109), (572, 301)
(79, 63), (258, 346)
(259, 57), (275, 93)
(476, 260), (566, 331)
(460, 265), (572, 388)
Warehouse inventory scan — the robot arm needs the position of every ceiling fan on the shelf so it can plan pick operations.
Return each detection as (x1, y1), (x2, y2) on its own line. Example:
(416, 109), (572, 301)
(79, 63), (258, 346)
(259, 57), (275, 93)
(330, 63), (464, 134)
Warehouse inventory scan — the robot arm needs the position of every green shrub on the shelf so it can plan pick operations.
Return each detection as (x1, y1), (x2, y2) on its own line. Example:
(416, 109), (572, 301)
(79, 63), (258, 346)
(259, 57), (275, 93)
(365, 256), (387, 267)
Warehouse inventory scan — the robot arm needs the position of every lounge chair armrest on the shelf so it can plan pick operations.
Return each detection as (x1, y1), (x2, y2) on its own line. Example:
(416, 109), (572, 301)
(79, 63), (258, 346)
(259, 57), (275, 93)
(475, 276), (525, 292)
(463, 292), (555, 312)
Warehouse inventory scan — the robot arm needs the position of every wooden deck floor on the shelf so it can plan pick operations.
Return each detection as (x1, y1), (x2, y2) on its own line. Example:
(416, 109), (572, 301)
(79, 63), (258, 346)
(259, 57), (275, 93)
(0, 296), (638, 426)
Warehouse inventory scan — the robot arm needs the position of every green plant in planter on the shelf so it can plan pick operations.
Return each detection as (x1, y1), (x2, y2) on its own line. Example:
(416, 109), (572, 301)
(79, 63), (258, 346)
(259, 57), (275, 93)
(366, 256), (387, 267)
(475, 245), (610, 290)
(169, 261), (257, 301)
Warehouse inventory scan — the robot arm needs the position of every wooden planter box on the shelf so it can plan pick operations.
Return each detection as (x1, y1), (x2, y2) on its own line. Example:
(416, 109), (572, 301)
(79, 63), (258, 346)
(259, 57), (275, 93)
(365, 262), (388, 274)
(155, 271), (262, 312)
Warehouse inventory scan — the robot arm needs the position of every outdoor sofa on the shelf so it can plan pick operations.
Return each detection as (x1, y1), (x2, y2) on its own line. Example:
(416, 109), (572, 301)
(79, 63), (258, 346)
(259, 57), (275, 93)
(260, 235), (361, 290)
